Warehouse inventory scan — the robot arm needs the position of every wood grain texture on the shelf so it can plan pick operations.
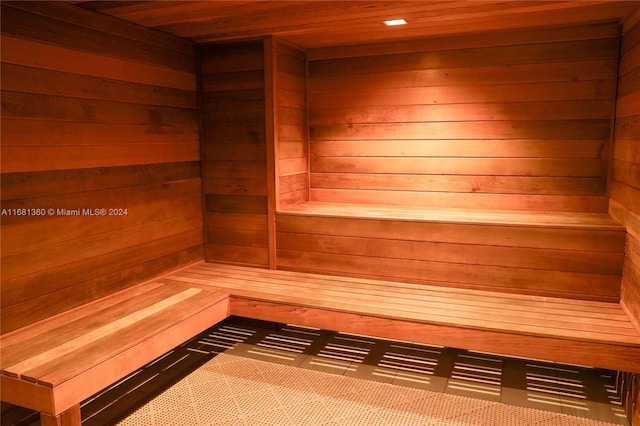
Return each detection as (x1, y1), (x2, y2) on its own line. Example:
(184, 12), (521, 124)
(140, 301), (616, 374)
(275, 40), (308, 209)
(0, 2), (202, 333)
(199, 40), (269, 267)
(40, 405), (81, 426)
(1, 280), (230, 417)
(613, 10), (640, 340)
(166, 262), (640, 372)
(276, 204), (625, 300)
(307, 23), (619, 213)
(72, 1), (638, 50)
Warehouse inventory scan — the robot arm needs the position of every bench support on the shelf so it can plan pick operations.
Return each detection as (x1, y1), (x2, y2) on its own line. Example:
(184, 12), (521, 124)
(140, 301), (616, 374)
(40, 405), (80, 426)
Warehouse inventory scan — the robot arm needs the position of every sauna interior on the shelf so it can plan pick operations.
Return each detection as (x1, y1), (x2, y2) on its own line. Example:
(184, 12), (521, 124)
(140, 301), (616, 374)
(1, 0), (640, 424)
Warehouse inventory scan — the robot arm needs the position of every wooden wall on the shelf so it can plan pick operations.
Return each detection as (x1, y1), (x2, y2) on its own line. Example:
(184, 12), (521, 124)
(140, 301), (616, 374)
(200, 38), (307, 268)
(200, 41), (270, 267)
(275, 41), (308, 209)
(0, 2), (203, 333)
(612, 8), (640, 334)
(275, 23), (626, 301)
(306, 23), (619, 212)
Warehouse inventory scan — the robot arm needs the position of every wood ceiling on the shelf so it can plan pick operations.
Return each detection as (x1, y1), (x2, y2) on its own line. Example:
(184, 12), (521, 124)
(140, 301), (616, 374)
(74, 1), (640, 49)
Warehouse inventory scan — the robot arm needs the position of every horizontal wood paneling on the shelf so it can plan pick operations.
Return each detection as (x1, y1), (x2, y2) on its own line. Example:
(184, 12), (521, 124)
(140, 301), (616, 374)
(275, 41), (308, 208)
(200, 40), (269, 267)
(0, 3), (202, 333)
(276, 210), (625, 301)
(307, 23), (619, 212)
(613, 9), (640, 334)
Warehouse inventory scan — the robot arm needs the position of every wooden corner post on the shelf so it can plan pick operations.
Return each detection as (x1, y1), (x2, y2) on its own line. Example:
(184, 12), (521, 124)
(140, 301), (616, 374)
(264, 36), (278, 270)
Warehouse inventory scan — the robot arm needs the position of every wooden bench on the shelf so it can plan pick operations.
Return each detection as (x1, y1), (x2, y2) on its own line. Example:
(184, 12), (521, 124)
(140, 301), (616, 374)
(167, 261), (640, 373)
(276, 202), (628, 302)
(3, 259), (638, 424)
(0, 280), (229, 425)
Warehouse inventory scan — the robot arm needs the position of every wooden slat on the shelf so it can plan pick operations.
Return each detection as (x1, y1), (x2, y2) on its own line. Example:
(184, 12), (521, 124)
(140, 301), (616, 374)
(27, 291), (225, 387)
(310, 173), (604, 196)
(1, 91), (198, 127)
(1, 119), (198, 146)
(0, 162), (200, 201)
(0, 0), (202, 333)
(275, 40), (308, 209)
(308, 189), (609, 213)
(308, 61), (616, 91)
(3, 1), (195, 54)
(308, 21), (623, 60)
(310, 38), (618, 77)
(231, 297), (640, 373)
(179, 264), (628, 321)
(311, 120), (611, 141)
(161, 262), (640, 370)
(310, 139), (606, 158)
(1, 283), (167, 355)
(1, 64), (197, 109)
(1, 282), (229, 388)
(0, 282), (229, 418)
(3, 288), (203, 378)
(612, 14), (640, 343)
(306, 23), (617, 215)
(276, 232), (623, 275)
(74, 1), (636, 50)
(277, 212), (624, 258)
(0, 35), (195, 91)
(280, 202), (624, 230)
(276, 249), (621, 301)
(274, 203), (624, 300)
(199, 40), (270, 268)
(1, 244), (204, 334)
(1, 181), (202, 282)
(310, 101), (614, 124)
(0, 4), (194, 72)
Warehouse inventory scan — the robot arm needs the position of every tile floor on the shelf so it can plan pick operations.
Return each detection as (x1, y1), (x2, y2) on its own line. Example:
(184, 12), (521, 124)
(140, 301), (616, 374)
(2, 317), (633, 425)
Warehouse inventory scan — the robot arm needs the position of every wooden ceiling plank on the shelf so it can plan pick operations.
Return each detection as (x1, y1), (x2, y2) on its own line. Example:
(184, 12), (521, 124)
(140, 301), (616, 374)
(69, 1), (640, 49)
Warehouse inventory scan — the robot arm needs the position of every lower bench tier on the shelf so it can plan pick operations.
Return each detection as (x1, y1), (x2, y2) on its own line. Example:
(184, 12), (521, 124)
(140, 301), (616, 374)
(0, 283), (230, 417)
(2, 259), (639, 425)
(169, 261), (640, 373)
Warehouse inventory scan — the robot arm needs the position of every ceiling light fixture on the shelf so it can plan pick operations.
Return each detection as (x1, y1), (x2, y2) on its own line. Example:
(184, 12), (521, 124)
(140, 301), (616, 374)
(384, 19), (407, 26)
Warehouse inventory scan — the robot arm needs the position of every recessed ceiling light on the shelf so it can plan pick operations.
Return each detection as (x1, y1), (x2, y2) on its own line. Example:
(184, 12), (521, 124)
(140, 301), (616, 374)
(384, 19), (407, 26)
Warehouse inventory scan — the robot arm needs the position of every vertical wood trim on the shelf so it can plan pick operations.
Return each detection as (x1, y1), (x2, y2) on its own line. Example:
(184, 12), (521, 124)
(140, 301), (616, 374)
(305, 49), (312, 201)
(633, 374), (640, 426)
(40, 404), (81, 426)
(196, 46), (208, 259)
(606, 24), (623, 199)
(264, 36), (278, 269)
(623, 299), (640, 334)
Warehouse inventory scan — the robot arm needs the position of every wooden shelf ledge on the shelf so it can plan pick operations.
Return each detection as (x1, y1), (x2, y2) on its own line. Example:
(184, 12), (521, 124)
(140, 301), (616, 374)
(279, 202), (625, 231)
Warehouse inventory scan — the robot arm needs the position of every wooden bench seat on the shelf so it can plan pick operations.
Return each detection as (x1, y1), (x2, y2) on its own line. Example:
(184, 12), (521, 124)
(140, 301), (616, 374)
(167, 261), (640, 373)
(281, 201), (626, 230)
(275, 202), (627, 302)
(0, 280), (229, 425)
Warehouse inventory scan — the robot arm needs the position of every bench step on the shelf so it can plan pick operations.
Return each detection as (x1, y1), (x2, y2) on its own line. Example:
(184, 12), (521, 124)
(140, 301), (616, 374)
(0, 281), (229, 416)
(166, 261), (640, 373)
(276, 202), (626, 301)
(283, 202), (625, 230)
